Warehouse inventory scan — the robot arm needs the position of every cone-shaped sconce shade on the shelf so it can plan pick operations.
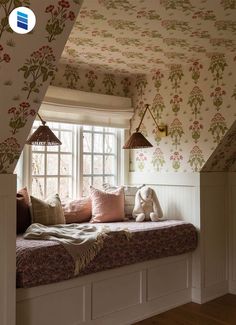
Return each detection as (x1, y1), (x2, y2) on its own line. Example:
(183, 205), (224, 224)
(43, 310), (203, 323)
(123, 104), (167, 150)
(123, 131), (153, 149)
(26, 114), (62, 146)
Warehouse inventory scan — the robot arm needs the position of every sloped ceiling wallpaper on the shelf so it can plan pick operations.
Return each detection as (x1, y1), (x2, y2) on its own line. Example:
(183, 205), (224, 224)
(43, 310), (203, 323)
(0, 0), (83, 173)
(202, 119), (236, 172)
(60, 0), (236, 74)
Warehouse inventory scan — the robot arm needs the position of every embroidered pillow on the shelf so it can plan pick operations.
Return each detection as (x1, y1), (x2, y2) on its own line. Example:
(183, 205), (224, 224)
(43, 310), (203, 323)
(30, 194), (65, 226)
(63, 197), (92, 223)
(103, 184), (145, 218)
(90, 186), (125, 223)
(16, 187), (31, 234)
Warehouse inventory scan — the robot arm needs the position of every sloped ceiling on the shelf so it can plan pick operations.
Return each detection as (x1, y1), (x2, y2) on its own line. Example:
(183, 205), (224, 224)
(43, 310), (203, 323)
(60, 0), (236, 74)
(202, 120), (236, 172)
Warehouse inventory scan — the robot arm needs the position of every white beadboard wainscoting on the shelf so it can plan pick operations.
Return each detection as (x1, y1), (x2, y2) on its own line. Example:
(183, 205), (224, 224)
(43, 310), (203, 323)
(129, 172), (229, 303)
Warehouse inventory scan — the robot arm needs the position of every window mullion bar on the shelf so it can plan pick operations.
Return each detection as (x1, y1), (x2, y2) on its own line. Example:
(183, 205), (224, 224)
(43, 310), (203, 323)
(91, 127), (94, 186)
(103, 129), (105, 184)
(79, 126), (83, 197)
(44, 145), (47, 198)
(58, 126), (61, 195)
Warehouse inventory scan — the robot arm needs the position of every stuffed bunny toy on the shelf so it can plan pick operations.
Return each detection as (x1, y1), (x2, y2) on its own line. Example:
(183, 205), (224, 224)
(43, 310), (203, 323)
(132, 186), (163, 222)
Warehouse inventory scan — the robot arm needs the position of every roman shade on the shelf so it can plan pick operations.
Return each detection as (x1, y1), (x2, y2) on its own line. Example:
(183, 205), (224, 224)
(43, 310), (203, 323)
(39, 86), (133, 129)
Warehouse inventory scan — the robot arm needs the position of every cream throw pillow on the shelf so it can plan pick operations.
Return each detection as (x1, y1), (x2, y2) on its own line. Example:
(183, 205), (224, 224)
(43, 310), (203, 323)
(103, 184), (145, 217)
(30, 194), (65, 225)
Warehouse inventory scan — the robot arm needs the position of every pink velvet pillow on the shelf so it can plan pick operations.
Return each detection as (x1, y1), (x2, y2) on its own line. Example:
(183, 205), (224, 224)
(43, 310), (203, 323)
(90, 186), (125, 223)
(63, 197), (92, 223)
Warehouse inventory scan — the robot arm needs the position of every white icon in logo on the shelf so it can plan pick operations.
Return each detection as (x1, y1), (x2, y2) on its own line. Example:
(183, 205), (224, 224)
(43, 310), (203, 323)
(9, 7), (36, 34)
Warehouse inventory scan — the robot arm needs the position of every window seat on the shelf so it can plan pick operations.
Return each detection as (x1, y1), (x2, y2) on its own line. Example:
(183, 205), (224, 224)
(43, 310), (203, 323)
(16, 220), (197, 288)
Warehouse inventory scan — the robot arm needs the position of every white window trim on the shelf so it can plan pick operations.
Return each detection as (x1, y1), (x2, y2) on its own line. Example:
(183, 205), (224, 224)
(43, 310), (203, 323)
(17, 123), (126, 199)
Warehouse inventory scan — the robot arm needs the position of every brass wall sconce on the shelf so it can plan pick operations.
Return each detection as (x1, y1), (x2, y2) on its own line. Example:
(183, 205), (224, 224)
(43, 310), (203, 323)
(26, 113), (62, 146)
(123, 104), (168, 149)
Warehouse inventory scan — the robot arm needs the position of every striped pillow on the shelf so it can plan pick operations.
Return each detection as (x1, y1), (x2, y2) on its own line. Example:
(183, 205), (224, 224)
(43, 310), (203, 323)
(103, 184), (145, 218)
(30, 194), (65, 226)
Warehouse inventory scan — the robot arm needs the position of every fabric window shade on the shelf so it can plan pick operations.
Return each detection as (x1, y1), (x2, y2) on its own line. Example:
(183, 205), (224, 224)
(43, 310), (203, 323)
(39, 86), (133, 129)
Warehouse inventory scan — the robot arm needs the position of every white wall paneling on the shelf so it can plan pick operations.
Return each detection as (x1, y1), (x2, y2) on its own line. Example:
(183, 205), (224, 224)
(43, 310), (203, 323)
(129, 171), (229, 304)
(16, 254), (192, 325)
(0, 174), (16, 325)
(199, 172), (228, 302)
(129, 172), (201, 303)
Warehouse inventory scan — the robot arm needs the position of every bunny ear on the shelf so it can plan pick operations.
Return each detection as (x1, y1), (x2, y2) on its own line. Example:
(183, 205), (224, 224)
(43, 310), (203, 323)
(132, 190), (144, 217)
(152, 189), (163, 219)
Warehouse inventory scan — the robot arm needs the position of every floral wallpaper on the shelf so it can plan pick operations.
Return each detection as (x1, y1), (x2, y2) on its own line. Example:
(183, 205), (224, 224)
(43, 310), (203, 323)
(0, 1), (83, 173)
(130, 53), (236, 173)
(202, 120), (236, 172)
(53, 63), (132, 97)
(60, 0), (236, 74)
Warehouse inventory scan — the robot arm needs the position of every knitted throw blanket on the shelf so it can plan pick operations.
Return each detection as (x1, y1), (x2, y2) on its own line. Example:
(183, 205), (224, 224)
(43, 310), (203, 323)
(24, 223), (110, 275)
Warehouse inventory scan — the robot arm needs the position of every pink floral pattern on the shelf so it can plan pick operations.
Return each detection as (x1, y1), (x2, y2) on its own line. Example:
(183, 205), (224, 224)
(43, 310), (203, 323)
(136, 151), (147, 171)
(0, 137), (21, 173)
(209, 113), (228, 144)
(211, 87), (226, 111)
(19, 46), (56, 99)
(16, 221), (197, 288)
(0, 45), (10, 64)
(189, 60), (203, 84)
(0, 0), (83, 174)
(188, 146), (205, 172)
(85, 70), (98, 91)
(8, 102), (36, 135)
(170, 152), (183, 171)
(60, 1), (236, 74)
(45, 1), (76, 42)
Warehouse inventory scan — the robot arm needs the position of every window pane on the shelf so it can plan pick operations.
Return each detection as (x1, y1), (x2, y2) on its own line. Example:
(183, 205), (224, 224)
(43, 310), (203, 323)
(93, 133), (103, 153)
(83, 132), (92, 152)
(104, 176), (115, 185)
(32, 153), (44, 175)
(105, 155), (115, 174)
(83, 125), (92, 131)
(105, 134), (115, 154)
(46, 178), (58, 196)
(93, 176), (103, 189)
(60, 123), (73, 130)
(93, 155), (103, 174)
(104, 127), (115, 133)
(32, 177), (44, 199)
(60, 131), (72, 152)
(94, 126), (103, 132)
(60, 177), (72, 201)
(33, 120), (41, 128)
(60, 154), (72, 175)
(83, 155), (91, 174)
(83, 177), (91, 196)
(48, 122), (59, 129)
(47, 154), (58, 175)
